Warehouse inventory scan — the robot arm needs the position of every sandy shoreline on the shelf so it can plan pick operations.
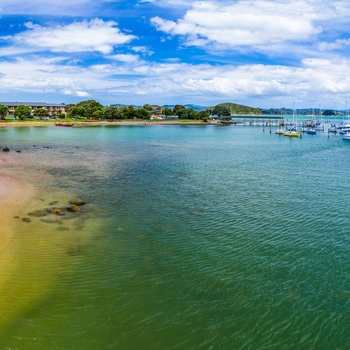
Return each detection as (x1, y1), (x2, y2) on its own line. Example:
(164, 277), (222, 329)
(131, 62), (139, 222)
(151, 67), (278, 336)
(0, 120), (221, 127)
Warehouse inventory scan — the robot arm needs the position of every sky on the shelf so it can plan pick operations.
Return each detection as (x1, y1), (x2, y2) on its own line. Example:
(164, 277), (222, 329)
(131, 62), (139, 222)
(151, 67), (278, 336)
(1, 0), (350, 109)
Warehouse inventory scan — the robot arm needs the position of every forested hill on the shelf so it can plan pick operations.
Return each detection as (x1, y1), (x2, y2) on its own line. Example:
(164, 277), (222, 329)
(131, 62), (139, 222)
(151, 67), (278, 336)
(213, 102), (262, 115)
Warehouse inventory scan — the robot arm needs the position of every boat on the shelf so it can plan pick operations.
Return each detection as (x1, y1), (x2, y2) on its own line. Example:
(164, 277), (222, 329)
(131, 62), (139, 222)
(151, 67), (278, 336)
(306, 127), (316, 135)
(283, 103), (300, 137)
(275, 125), (285, 134)
(328, 124), (337, 133)
(283, 130), (300, 137)
(343, 131), (350, 140)
(55, 123), (74, 127)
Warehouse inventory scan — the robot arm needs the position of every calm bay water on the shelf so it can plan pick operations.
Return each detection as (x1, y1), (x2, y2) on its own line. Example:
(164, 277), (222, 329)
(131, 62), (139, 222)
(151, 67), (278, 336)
(1, 124), (350, 349)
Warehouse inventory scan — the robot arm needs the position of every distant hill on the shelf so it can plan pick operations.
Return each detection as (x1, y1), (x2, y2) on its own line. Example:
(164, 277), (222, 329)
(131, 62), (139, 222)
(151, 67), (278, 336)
(162, 104), (208, 111)
(214, 102), (262, 115)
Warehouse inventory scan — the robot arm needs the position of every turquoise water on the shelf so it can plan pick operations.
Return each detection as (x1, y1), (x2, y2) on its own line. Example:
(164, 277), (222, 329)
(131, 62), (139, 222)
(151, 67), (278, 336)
(1, 125), (350, 349)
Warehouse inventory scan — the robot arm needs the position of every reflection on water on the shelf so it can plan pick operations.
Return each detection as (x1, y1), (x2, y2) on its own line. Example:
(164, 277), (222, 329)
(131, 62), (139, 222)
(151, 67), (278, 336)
(0, 125), (350, 349)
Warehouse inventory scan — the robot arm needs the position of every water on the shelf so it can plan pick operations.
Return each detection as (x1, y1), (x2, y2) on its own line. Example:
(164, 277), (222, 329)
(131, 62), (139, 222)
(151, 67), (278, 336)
(1, 125), (350, 349)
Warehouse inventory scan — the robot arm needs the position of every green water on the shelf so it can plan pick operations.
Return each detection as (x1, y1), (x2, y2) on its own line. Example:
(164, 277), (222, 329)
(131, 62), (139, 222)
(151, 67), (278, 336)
(1, 125), (350, 349)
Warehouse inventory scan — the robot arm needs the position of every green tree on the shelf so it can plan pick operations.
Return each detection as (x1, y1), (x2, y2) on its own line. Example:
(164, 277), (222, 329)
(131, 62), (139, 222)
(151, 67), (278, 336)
(14, 105), (31, 120)
(104, 105), (121, 120)
(92, 110), (104, 119)
(0, 104), (9, 118)
(163, 108), (173, 116)
(198, 110), (209, 120)
(76, 99), (105, 119)
(120, 105), (137, 119)
(33, 107), (49, 117)
(183, 108), (198, 120)
(136, 107), (151, 119)
(212, 105), (231, 117)
(69, 106), (86, 118)
(173, 105), (186, 116)
(64, 104), (75, 114)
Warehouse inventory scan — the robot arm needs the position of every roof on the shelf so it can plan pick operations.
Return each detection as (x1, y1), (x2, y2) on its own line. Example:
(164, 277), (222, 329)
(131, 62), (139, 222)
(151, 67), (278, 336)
(0, 102), (66, 107)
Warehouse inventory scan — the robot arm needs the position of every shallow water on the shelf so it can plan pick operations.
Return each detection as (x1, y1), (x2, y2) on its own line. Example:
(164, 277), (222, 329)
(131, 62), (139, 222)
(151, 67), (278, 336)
(0, 124), (350, 349)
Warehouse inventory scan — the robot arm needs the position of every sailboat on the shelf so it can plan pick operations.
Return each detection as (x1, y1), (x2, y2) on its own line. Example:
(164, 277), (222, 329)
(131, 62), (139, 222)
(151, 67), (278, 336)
(284, 103), (300, 137)
(275, 103), (285, 134)
(339, 100), (350, 134)
(306, 103), (316, 134)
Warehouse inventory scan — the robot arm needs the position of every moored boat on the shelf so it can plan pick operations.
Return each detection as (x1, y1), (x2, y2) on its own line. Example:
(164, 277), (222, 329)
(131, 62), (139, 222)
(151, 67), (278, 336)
(55, 123), (74, 127)
(283, 130), (300, 137)
(306, 127), (316, 135)
(328, 124), (337, 133)
(343, 131), (350, 140)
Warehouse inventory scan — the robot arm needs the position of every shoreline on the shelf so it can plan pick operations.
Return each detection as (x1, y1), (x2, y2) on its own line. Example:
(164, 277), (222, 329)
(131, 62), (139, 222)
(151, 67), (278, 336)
(0, 120), (222, 127)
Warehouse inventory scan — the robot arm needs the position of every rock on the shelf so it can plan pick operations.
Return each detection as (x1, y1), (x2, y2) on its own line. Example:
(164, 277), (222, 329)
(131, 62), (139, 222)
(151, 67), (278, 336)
(16, 150), (21, 153)
(66, 205), (80, 212)
(28, 209), (48, 217)
(51, 208), (64, 215)
(69, 198), (86, 206)
(3, 146), (10, 152)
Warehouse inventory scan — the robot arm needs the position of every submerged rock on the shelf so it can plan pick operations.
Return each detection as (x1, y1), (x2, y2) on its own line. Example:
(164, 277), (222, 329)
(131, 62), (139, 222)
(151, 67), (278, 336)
(22, 217), (31, 223)
(28, 209), (48, 217)
(69, 198), (86, 206)
(66, 205), (80, 212)
(51, 208), (65, 216)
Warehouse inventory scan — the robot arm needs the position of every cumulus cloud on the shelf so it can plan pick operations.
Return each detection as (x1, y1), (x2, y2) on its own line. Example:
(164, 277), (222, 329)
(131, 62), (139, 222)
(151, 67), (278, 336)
(109, 54), (140, 63)
(2, 53), (350, 106)
(151, 0), (329, 49)
(318, 38), (350, 51)
(1, 18), (137, 54)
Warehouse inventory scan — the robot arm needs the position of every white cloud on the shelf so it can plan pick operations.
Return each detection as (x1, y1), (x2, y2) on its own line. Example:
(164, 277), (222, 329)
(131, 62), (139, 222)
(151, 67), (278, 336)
(318, 38), (350, 51)
(151, 0), (343, 50)
(1, 19), (137, 54)
(109, 54), (140, 63)
(2, 53), (350, 107)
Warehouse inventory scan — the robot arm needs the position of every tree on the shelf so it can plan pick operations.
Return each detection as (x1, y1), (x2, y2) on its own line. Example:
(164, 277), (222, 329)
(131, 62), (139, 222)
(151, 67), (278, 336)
(92, 110), (104, 119)
(212, 105), (231, 117)
(33, 107), (49, 117)
(14, 105), (31, 120)
(136, 107), (151, 119)
(104, 105), (121, 120)
(120, 105), (137, 119)
(163, 108), (173, 116)
(0, 104), (9, 117)
(69, 106), (86, 118)
(198, 110), (209, 120)
(76, 99), (105, 119)
(173, 105), (186, 116)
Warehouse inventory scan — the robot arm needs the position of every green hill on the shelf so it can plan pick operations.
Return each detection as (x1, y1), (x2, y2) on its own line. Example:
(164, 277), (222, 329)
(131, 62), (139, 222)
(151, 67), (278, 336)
(213, 102), (262, 115)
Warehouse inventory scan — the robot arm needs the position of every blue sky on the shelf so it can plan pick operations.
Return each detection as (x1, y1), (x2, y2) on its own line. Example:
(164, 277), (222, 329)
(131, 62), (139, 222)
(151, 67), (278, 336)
(1, 0), (350, 109)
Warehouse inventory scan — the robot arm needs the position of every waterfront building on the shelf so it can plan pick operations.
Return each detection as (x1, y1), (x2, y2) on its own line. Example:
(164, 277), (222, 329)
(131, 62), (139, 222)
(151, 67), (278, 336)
(0, 102), (66, 116)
